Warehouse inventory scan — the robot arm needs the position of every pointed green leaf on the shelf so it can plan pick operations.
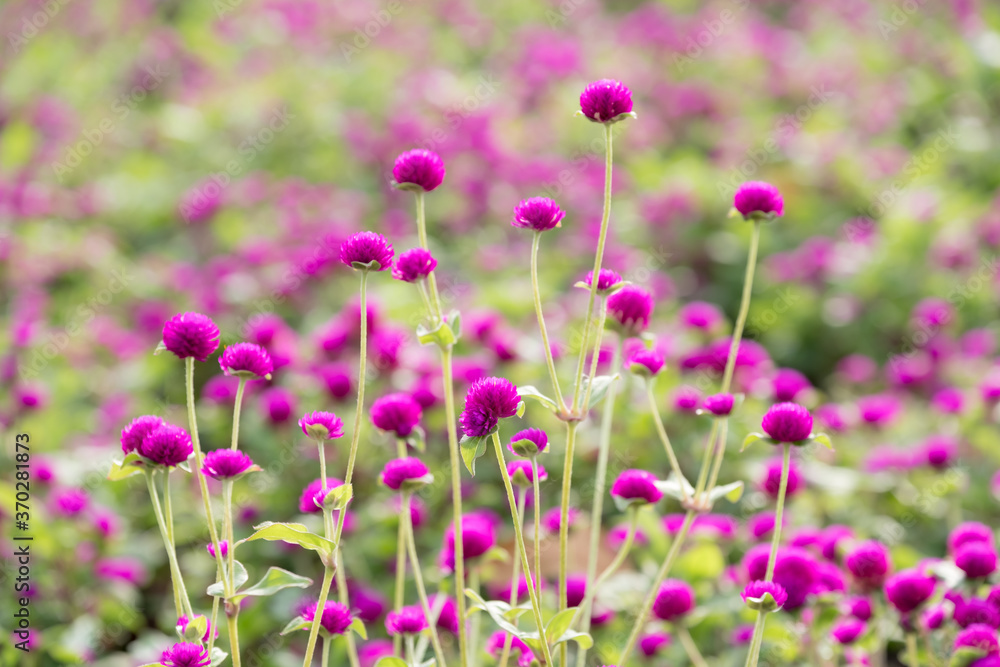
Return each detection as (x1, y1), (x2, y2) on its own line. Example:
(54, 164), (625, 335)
(654, 473), (695, 501)
(502, 603), (533, 622)
(406, 425), (426, 453)
(180, 615), (209, 642)
(584, 374), (619, 409)
(460, 435), (489, 476)
(482, 546), (510, 565)
(209, 647), (229, 667)
(416, 319), (456, 348)
(375, 658), (410, 667)
(322, 484), (353, 511)
(280, 615), (310, 636)
(207, 560), (248, 597)
(240, 522), (336, 558)
(516, 385), (559, 412)
(516, 400), (526, 418)
(708, 480), (745, 504)
(446, 309), (462, 343)
(811, 433), (834, 451)
(741, 432), (765, 452)
(550, 629), (593, 650)
(465, 589), (523, 636)
(349, 617), (368, 640)
(544, 607), (578, 644)
(107, 453), (146, 481)
(230, 567), (312, 604)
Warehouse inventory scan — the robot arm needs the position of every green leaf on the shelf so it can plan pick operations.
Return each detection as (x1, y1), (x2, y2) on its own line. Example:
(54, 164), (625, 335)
(107, 453), (146, 481)
(741, 432), (766, 452)
(207, 560), (249, 597)
(280, 615), (310, 636)
(584, 374), (619, 409)
(375, 658), (410, 667)
(653, 473), (695, 501)
(950, 646), (986, 667)
(209, 647), (229, 667)
(516, 400), (526, 418)
(322, 484), (353, 511)
(708, 480), (745, 504)
(240, 522), (336, 558)
(544, 607), (577, 644)
(550, 629), (593, 650)
(446, 309), (462, 343)
(153, 340), (168, 355)
(516, 385), (559, 412)
(460, 435), (489, 476)
(416, 319), (456, 348)
(405, 425), (426, 453)
(180, 615), (208, 641)
(502, 603), (533, 622)
(349, 617), (368, 640)
(465, 589), (523, 636)
(229, 567), (312, 604)
(481, 545), (510, 565)
(811, 433), (834, 451)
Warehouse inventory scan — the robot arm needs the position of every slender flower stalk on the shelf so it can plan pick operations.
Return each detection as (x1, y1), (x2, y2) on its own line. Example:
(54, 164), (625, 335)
(744, 442), (792, 667)
(557, 420), (578, 657)
(530, 456), (543, 601)
(692, 419), (721, 500)
(229, 378), (247, 450)
(677, 627), (709, 667)
(402, 491), (448, 667)
(322, 636), (331, 667)
(222, 480), (241, 667)
(162, 470), (182, 616)
(906, 634), (920, 667)
(145, 470), (193, 618)
(580, 293), (610, 411)
(415, 192), (443, 322)
(575, 505), (638, 628)
(491, 432), (554, 667)
(644, 380), (690, 503)
(497, 488), (527, 667)
(530, 230), (566, 413)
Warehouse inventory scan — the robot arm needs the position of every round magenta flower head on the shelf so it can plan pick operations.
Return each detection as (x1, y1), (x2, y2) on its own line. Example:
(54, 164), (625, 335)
(639, 632), (672, 658)
(507, 459), (547, 486)
(607, 285), (654, 337)
(386, 605), (427, 636)
(741, 580), (787, 613)
(218, 343), (273, 380)
(610, 469), (663, 508)
(884, 569), (936, 613)
(626, 347), (665, 377)
(761, 402), (814, 443)
(949, 522), (995, 554)
(702, 393), (735, 417)
(954, 624), (1000, 658)
(380, 457), (432, 491)
(955, 599), (1000, 629)
(392, 149), (445, 192)
(512, 197), (565, 232)
(440, 514), (496, 573)
(298, 478), (344, 514)
(162, 312), (220, 362)
(652, 579), (695, 621)
(340, 231), (393, 271)
(206, 540), (228, 559)
(956, 543), (999, 579)
(392, 248), (437, 283)
(846, 541), (892, 590)
(121, 415), (165, 454)
(160, 642), (211, 667)
(733, 181), (784, 221)
(301, 600), (353, 636)
(140, 424), (193, 467)
(582, 268), (624, 296)
(298, 411), (345, 441)
(201, 449), (256, 480)
(459, 376), (520, 438)
(509, 428), (548, 457)
(679, 301), (723, 331)
(761, 457), (802, 499)
(579, 79), (634, 123)
(831, 618), (866, 645)
(370, 393), (423, 438)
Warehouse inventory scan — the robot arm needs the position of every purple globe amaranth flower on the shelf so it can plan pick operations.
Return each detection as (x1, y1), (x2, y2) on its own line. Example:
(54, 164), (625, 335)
(340, 231), (393, 271)
(543, 506), (579, 533)
(579, 79), (633, 123)
(674, 386), (701, 412)
(955, 624), (1000, 657)
(923, 434), (958, 469)
(162, 312), (220, 362)
(772, 368), (811, 402)
(486, 631), (534, 663)
(392, 248), (437, 283)
(652, 579), (695, 621)
(607, 285), (654, 336)
(206, 540), (228, 559)
(302, 600), (353, 636)
(507, 459), (547, 486)
(679, 301), (723, 331)
(386, 606), (427, 636)
(429, 594), (460, 634)
(584, 268), (623, 293)
(509, 428), (548, 456)
(160, 642), (211, 667)
(459, 376), (520, 438)
(846, 541), (892, 589)
(745, 545), (817, 610)
(761, 402), (814, 443)
(956, 543), (999, 579)
(626, 348), (664, 377)
(54, 488), (89, 515)
(219, 343), (273, 380)
(121, 415), (165, 454)
(831, 618), (866, 645)
(922, 604), (948, 630)
(733, 181), (784, 220)
(298, 411), (345, 441)
(349, 585), (388, 623)
(380, 457), (431, 491)
(741, 580), (788, 612)
(440, 513), (496, 573)
(639, 632), (672, 657)
(949, 522), (995, 554)
(201, 449), (256, 480)
(703, 393), (734, 416)
(139, 424), (193, 467)
(955, 599), (1000, 629)
(884, 569), (936, 613)
(512, 196), (565, 232)
(761, 457), (802, 499)
(298, 478), (344, 514)
(610, 469), (663, 506)
(370, 393), (423, 438)
(392, 149), (445, 192)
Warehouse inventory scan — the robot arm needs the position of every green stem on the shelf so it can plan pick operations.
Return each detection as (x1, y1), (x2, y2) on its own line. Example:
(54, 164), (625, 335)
(492, 433), (554, 667)
(558, 422), (578, 633)
(469, 568), (481, 667)
(208, 592), (220, 654)
(223, 480), (242, 667)
(580, 296), (609, 411)
(145, 471), (193, 618)
(441, 348), (468, 667)
(644, 380), (690, 503)
(530, 230), (566, 412)
(571, 123), (614, 413)
(394, 501), (407, 658)
(704, 417), (730, 500)
(529, 457), (543, 603)
(403, 492), (448, 667)
(302, 566), (336, 667)
(227, 615), (241, 667)
(333, 550), (362, 667)
(692, 419), (721, 501)
(230, 378), (247, 450)
(677, 626), (709, 667)
(405, 635), (417, 667)
(576, 340), (622, 667)
(415, 191), (443, 322)
(322, 635), (331, 667)
(162, 470), (182, 617)
(619, 510), (695, 664)
(720, 220), (760, 394)
(906, 633), (920, 667)
(575, 506), (637, 628)
(498, 488), (527, 667)
(743, 613), (766, 667)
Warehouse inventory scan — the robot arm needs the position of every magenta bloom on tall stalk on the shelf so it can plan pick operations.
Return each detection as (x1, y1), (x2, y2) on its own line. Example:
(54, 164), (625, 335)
(459, 376), (520, 438)
(392, 149), (445, 192)
(301, 600), (353, 636)
(584, 268), (623, 292)
(579, 79), (634, 123)
(651, 579), (695, 621)
(380, 457), (431, 490)
(386, 605), (428, 636)
(884, 569), (936, 613)
(160, 642), (211, 667)
(610, 469), (663, 506)
(512, 197), (565, 232)
(606, 285), (654, 336)
(121, 415), (165, 454)
(761, 402), (814, 443)
(845, 540), (892, 589)
(507, 459), (547, 485)
(162, 312), (220, 362)
(340, 231), (394, 271)
(298, 411), (344, 441)
(509, 428), (548, 456)
(956, 542), (998, 579)
(219, 342), (273, 379)
(625, 347), (664, 377)
(201, 449), (256, 480)
(299, 478), (345, 514)
(741, 580), (788, 611)
(440, 514), (496, 573)
(702, 392), (735, 417)
(370, 393), (423, 438)
(733, 181), (784, 220)
(139, 424), (193, 467)
(392, 248), (437, 283)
